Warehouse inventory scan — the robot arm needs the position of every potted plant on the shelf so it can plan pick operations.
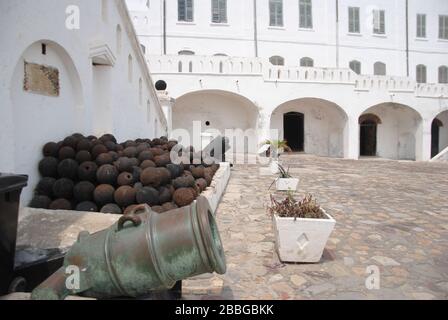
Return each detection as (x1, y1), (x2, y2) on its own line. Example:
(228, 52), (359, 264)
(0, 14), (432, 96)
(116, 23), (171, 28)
(269, 164), (299, 191)
(268, 193), (336, 263)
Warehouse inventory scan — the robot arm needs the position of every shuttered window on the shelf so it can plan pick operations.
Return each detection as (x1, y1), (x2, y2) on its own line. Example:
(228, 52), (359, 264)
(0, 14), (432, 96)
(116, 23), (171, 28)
(349, 60), (361, 74)
(300, 57), (314, 67)
(416, 64), (427, 83)
(178, 0), (193, 22)
(439, 66), (448, 84)
(439, 15), (448, 39)
(348, 7), (360, 33)
(212, 0), (227, 23)
(373, 10), (385, 34)
(374, 62), (386, 76)
(270, 56), (285, 66)
(416, 14), (426, 38)
(299, 0), (313, 29)
(269, 0), (283, 27)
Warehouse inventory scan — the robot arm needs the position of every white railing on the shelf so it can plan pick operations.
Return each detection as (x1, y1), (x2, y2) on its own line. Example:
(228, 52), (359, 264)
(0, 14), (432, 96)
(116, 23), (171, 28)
(148, 54), (448, 98)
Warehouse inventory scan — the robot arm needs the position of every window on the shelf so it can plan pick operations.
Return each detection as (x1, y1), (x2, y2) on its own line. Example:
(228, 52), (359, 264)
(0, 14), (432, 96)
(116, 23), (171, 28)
(373, 10), (385, 34)
(178, 50), (195, 55)
(300, 57), (314, 67)
(417, 14), (426, 38)
(416, 64), (427, 83)
(348, 7), (360, 33)
(439, 15), (448, 39)
(349, 60), (361, 74)
(140, 44), (146, 54)
(128, 55), (133, 82)
(374, 62), (386, 75)
(299, 0), (313, 29)
(439, 66), (448, 83)
(269, 0), (283, 27)
(269, 56), (284, 66)
(116, 25), (122, 55)
(212, 0), (227, 23)
(178, 0), (193, 22)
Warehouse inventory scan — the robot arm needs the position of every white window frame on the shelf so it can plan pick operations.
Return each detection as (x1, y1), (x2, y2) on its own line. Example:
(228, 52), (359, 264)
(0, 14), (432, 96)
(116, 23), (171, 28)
(212, 0), (227, 24)
(416, 64), (427, 83)
(178, 0), (194, 22)
(269, 0), (283, 27)
(299, 0), (313, 29)
(348, 7), (360, 33)
(416, 14), (426, 38)
(349, 60), (361, 75)
(373, 9), (385, 35)
(269, 56), (285, 66)
(439, 15), (448, 39)
(439, 66), (448, 84)
(300, 57), (314, 67)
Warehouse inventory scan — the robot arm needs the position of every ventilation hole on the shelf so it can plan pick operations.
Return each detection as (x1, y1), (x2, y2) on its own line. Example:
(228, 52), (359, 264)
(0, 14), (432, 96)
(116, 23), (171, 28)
(41, 43), (47, 55)
(205, 121), (210, 126)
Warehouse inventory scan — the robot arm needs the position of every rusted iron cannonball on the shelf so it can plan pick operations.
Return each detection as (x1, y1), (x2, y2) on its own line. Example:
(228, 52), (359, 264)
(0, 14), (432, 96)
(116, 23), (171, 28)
(108, 151), (119, 161)
(57, 159), (78, 180)
(75, 150), (92, 164)
(96, 164), (119, 185)
(140, 160), (156, 170)
(91, 144), (108, 159)
(172, 175), (195, 189)
(73, 181), (95, 202)
(158, 186), (173, 204)
(114, 186), (136, 208)
(136, 143), (150, 155)
(195, 178), (208, 192)
(77, 161), (98, 182)
(96, 153), (114, 166)
(124, 140), (137, 148)
(100, 203), (122, 214)
(166, 164), (183, 179)
(149, 147), (164, 156)
(76, 138), (92, 152)
(173, 188), (196, 207)
(129, 157), (140, 167)
(58, 146), (76, 160)
(191, 166), (205, 179)
(29, 195), (52, 209)
(62, 136), (78, 149)
(38, 157), (59, 178)
(123, 146), (138, 158)
(117, 172), (134, 186)
(104, 141), (117, 152)
(136, 186), (159, 206)
(49, 198), (72, 210)
(154, 154), (171, 167)
(99, 134), (117, 144)
(52, 178), (74, 200)
(42, 142), (59, 157)
(131, 166), (142, 184)
(138, 150), (154, 162)
(140, 167), (163, 187)
(75, 201), (98, 212)
(115, 157), (133, 172)
(157, 167), (172, 185)
(36, 177), (56, 197)
(93, 184), (115, 207)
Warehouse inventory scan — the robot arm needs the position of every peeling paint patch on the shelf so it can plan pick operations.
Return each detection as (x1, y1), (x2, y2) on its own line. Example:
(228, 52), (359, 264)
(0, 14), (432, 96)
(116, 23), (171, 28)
(23, 61), (60, 97)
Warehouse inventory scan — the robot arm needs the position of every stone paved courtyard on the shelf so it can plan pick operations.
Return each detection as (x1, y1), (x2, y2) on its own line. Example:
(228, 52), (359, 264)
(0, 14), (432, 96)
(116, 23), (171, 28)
(182, 154), (448, 300)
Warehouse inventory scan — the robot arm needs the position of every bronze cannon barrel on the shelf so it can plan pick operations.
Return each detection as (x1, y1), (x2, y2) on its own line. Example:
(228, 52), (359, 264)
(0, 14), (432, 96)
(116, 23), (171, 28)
(31, 196), (226, 299)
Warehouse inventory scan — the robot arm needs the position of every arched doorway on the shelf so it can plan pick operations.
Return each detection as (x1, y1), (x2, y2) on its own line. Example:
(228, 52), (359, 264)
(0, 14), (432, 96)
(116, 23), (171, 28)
(283, 112), (304, 151)
(359, 113), (381, 156)
(431, 110), (448, 158)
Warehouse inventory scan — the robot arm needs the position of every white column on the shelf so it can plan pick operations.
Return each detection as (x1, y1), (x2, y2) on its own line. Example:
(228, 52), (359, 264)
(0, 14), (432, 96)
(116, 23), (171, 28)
(345, 115), (359, 159)
(157, 90), (175, 135)
(417, 118), (432, 161)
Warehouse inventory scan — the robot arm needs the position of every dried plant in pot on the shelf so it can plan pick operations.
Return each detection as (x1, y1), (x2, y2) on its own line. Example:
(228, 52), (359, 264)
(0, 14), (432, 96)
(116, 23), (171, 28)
(259, 140), (292, 174)
(268, 193), (336, 263)
(269, 164), (299, 191)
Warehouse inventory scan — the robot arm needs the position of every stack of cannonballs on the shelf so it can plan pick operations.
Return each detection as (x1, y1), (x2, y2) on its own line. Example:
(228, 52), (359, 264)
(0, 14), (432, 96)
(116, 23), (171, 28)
(29, 133), (220, 214)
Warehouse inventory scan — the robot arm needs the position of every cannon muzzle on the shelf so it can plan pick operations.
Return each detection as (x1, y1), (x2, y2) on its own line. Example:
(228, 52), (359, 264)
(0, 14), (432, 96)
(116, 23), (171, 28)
(31, 196), (226, 299)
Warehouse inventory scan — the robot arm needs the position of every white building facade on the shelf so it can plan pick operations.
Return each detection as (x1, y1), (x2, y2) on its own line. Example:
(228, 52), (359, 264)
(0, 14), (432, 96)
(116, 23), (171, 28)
(128, 0), (448, 163)
(0, 0), (168, 205)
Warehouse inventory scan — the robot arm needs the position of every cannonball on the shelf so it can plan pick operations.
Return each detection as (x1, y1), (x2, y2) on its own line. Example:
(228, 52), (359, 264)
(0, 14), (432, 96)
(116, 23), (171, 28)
(191, 166), (205, 179)
(131, 166), (142, 183)
(173, 188), (195, 207)
(151, 206), (164, 214)
(53, 178), (74, 199)
(57, 159), (78, 180)
(78, 161), (98, 182)
(87, 135), (97, 141)
(96, 153), (113, 166)
(76, 139), (91, 152)
(76, 201), (98, 212)
(91, 144), (108, 159)
(158, 186), (172, 204)
(136, 143), (150, 154)
(100, 203), (122, 214)
(108, 151), (119, 161)
(155, 80), (167, 91)
(117, 172), (134, 186)
(140, 167), (163, 187)
(133, 182), (144, 192)
(114, 186), (136, 208)
(115, 157), (133, 172)
(138, 150), (154, 162)
(62, 136), (78, 149)
(157, 167), (172, 185)
(123, 146), (137, 158)
(94, 184), (115, 207)
(43, 142), (59, 157)
(99, 134), (117, 144)
(167, 141), (178, 151)
(73, 181), (95, 202)
(96, 164), (118, 185)
(129, 157), (140, 167)
(150, 148), (164, 156)
(136, 186), (159, 206)
(58, 146), (76, 160)
(49, 198), (72, 210)
(166, 164), (183, 179)
(75, 150), (92, 163)
(104, 141), (117, 152)
(140, 160), (156, 170)
(38, 157), (59, 178)
(116, 144), (124, 152)
(154, 154), (171, 167)
(29, 195), (52, 209)
(204, 172), (213, 186)
(195, 178), (208, 192)
(124, 140), (137, 148)
(172, 175), (195, 189)
(36, 177), (56, 197)
(161, 202), (178, 212)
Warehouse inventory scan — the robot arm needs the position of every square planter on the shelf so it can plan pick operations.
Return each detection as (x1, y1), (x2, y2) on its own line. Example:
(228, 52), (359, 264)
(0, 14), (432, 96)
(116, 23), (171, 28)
(276, 178), (299, 191)
(273, 209), (336, 263)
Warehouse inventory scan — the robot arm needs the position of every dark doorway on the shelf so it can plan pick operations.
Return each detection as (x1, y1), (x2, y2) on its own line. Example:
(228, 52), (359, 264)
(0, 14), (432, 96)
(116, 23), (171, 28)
(431, 119), (442, 158)
(360, 120), (377, 156)
(283, 112), (304, 152)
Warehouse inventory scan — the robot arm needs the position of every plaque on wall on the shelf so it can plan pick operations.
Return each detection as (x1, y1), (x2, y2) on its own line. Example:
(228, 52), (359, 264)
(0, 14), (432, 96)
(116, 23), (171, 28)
(23, 61), (60, 97)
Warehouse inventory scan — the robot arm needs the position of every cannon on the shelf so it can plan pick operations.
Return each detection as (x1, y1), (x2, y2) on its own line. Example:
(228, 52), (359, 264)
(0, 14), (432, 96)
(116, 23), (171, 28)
(31, 196), (226, 300)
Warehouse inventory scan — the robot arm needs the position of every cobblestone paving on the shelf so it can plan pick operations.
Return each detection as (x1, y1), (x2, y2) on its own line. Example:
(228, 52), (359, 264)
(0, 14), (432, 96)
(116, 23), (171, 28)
(182, 155), (448, 300)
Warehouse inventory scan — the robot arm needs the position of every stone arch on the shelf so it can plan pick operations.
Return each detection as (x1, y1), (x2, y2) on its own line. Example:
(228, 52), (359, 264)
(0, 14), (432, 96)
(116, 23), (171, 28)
(10, 39), (84, 204)
(270, 98), (349, 158)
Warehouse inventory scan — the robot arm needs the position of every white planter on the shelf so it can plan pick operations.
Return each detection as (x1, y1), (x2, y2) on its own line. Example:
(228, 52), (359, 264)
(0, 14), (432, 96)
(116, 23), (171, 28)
(273, 210), (336, 263)
(276, 178), (299, 191)
(270, 160), (279, 174)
